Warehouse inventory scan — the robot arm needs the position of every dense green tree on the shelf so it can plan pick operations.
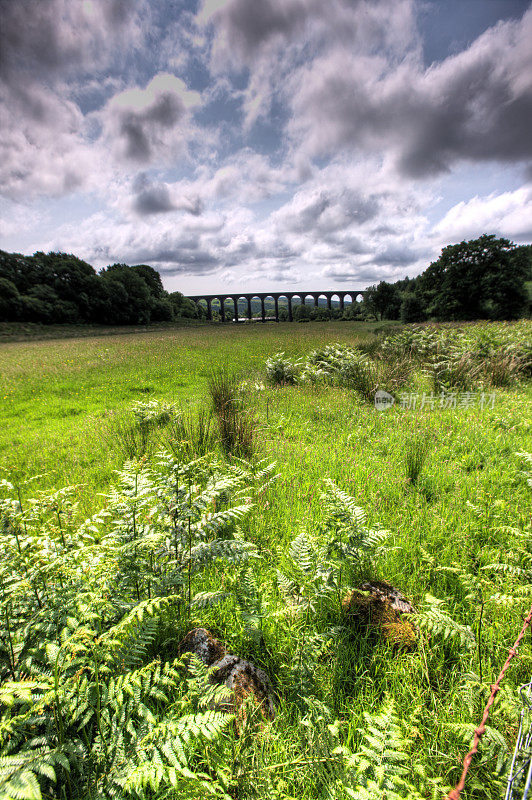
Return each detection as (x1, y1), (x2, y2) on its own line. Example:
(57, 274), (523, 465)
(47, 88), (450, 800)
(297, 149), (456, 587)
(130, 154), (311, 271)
(0, 277), (22, 320)
(310, 306), (331, 321)
(150, 297), (174, 321)
(293, 303), (312, 321)
(131, 264), (166, 297)
(400, 292), (427, 323)
(1, 235), (530, 326)
(365, 281), (402, 320)
(341, 302), (360, 320)
(100, 265), (153, 324)
(511, 244), (532, 280)
(169, 291), (200, 319)
(418, 235), (528, 320)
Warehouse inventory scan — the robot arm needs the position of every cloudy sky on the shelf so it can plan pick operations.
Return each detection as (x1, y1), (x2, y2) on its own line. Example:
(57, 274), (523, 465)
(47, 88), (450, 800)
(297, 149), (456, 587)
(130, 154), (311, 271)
(1, 0), (531, 294)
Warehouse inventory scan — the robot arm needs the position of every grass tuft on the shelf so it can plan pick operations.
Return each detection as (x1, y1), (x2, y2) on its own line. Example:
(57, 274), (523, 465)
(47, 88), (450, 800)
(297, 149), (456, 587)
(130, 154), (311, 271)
(208, 367), (255, 459)
(162, 406), (217, 459)
(404, 434), (430, 486)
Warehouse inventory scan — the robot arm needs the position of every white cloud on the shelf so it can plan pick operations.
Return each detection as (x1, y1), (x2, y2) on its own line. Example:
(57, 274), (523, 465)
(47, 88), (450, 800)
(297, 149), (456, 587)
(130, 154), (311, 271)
(1, 0), (531, 293)
(433, 187), (532, 244)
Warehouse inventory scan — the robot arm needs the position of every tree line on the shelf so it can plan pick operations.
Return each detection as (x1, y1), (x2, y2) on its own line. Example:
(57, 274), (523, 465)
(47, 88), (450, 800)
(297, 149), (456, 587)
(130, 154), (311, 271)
(0, 250), (201, 325)
(362, 235), (532, 323)
(0, 234), (530, 326)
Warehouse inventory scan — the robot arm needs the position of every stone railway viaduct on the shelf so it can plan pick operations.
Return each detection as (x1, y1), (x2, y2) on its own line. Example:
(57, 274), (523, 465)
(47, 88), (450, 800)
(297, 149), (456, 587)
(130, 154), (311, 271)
(186, 289), (367, 322)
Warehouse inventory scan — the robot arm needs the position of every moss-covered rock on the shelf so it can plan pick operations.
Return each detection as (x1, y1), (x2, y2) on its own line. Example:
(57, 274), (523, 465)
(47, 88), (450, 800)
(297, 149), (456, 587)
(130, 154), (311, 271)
(342, 581), (417, 650)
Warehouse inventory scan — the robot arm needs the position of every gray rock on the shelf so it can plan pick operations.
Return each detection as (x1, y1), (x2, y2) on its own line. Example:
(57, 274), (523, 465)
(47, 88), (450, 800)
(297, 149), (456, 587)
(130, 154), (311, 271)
(179, 627), (277, 721)
(358, 580), (414, 614)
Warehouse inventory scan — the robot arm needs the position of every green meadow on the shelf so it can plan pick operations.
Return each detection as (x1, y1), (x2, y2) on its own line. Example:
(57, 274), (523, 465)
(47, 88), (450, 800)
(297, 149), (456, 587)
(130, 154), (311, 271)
(0, 321), (388, 502)
(0, 319), (531, 799)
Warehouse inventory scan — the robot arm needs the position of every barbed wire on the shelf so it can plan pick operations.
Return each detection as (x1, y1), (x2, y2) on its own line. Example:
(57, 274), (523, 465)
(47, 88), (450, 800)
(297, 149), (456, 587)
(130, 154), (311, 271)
(446, 602), (532, 800)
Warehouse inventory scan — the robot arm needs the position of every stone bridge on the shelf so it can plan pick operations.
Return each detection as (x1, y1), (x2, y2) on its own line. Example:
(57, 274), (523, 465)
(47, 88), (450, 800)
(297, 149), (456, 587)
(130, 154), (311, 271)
(186, 289), (367, 322)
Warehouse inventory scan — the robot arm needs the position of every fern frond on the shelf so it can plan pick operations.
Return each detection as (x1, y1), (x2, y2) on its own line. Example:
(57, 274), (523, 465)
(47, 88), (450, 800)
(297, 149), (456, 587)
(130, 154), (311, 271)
(418, 595), (475, 650)
(447, 722), (509, 772)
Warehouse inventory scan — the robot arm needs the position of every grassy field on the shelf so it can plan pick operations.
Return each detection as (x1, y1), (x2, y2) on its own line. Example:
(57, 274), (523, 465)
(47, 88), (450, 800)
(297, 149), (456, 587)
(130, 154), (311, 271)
(0, 319), (531, 799)
(0, 321), (390, 504)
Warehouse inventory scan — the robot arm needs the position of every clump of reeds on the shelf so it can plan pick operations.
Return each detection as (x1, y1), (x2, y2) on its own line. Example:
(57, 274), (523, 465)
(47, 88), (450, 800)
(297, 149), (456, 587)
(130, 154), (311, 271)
(112, 416), (153, 460)
(162, 406), (216, 459)
(208, 368), (255, 459)
(404, 435), (430, 486)
(429, 351), (481, 392)
(342, 355), (381, 403)
(112, 399), (178, 460)
(484, 350), (525, 387)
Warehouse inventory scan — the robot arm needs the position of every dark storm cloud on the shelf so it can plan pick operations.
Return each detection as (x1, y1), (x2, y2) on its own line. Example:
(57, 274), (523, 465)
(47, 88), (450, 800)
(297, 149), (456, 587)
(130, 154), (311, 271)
(290, 7), (532, 176)
(132, 174), (204, 215)
(371, 245), (419, 267)
(322, 267), (379, 284)
(111, 86), (187, 162)
(276, 187), (380, 236)
(203, 0), (313, 62)
(0, 0), (148, 198)
(152, 251), (219, 272)
(132, 175), (175, 213)
(201, 0), (415, 67)
(0, 0), (142, 82)
(102, 74), (199, 165)
(93, 240), (220, 273)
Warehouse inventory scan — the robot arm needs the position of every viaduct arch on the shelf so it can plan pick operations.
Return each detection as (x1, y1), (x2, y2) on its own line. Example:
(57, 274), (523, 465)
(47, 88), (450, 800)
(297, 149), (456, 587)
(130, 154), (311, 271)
(187, 290), (367, 322)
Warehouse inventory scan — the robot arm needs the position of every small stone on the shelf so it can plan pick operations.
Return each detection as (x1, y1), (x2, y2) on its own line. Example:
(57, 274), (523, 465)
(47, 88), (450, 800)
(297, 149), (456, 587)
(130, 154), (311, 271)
(358, 580), (415, 614)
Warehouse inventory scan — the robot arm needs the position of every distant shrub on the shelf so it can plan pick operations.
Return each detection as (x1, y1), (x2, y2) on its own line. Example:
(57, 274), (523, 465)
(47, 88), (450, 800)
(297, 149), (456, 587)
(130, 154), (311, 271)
(381, 320), (532, 389)
(300, 343), (409, 402)
(303, 343), (359, 384)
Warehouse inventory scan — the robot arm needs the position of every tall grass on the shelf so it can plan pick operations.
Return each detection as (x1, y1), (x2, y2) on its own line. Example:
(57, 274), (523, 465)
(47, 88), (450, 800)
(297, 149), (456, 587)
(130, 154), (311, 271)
(111, 414), (154, 460)
(208, 367), (255, 458)
(485, 350), (527, 387)
(404, 434), (430, 485)
(162, 406), (216, 459)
